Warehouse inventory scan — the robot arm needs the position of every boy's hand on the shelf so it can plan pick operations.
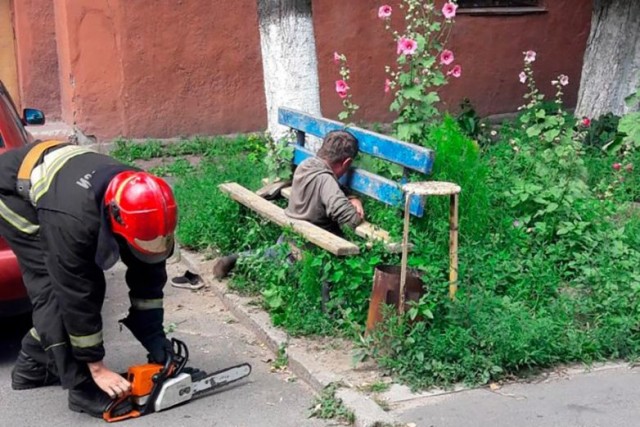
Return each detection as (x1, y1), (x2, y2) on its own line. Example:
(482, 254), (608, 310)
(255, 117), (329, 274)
(349, 198), (365, 220)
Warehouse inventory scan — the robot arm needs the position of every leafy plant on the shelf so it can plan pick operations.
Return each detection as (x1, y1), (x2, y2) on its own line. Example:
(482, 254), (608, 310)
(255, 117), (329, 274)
(617, 81), (640, 151)
(308, 383), (355, 424)
(383, 1), (461, 143)
(582, 112), (622, 151)
(264, 132), (295, 182)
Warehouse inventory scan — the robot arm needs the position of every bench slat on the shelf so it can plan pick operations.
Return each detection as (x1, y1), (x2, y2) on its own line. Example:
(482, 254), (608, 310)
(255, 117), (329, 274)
(278, 107), (434, 174)
(292, 145), (426, 217)
(219, 182), (360, 257)
(279, 186), (411, 254)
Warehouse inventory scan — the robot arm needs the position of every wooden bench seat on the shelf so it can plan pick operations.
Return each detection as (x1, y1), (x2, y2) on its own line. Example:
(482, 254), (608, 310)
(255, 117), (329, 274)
(219, 182), (360, 256)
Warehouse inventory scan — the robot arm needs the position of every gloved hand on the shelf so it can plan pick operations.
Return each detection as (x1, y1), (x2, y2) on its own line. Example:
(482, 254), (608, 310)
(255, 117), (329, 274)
(147, 337), (173, 364)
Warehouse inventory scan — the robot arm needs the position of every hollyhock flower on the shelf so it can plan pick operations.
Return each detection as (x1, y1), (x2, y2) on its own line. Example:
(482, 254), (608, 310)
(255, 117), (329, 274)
(559, 75), (569, 86)
(447, 64), (462, 78)
(442, 2), (458, 19)
(612, 162), (622, 171)
(333, 51), (341, 65)
(519, 72), (527, 84)
(397, 37), (418, 56)
(440, 50), (454, 65)
(335, 80), (349, 99)
(384, 78), (391, 93)
(581, 117), (591, 127)
(524, 50), (536, 63)
(378, 5), (392, 19)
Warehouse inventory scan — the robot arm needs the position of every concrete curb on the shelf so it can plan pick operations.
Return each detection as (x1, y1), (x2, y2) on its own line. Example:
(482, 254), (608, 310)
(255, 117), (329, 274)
(179, 249), (399, 427)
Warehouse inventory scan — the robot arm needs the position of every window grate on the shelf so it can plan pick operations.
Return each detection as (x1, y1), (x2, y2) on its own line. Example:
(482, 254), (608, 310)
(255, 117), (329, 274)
(458, 0), (540, 7)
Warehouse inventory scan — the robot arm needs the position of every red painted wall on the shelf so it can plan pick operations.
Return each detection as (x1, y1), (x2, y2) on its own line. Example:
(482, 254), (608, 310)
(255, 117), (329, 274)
(13, 0), (61, 119)
(13, 1), (591, 139)
(51, 0), (266, 139)
(314, 0), (592, 122)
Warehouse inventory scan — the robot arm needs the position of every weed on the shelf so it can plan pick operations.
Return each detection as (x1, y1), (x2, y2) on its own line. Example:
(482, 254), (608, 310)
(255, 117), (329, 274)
(361, 381), (391, 393)
(309, 383), (355, 424)
(272, 344), (289, 371)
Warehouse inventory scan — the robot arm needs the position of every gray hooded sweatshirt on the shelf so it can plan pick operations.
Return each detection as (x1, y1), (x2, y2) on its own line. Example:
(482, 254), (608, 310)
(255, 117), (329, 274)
(285, 157), (362, 234)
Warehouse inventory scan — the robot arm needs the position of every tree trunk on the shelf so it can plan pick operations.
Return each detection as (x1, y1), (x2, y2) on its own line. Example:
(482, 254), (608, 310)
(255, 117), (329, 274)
(257, 0), (321, 140)
(575, 0), (640, 119)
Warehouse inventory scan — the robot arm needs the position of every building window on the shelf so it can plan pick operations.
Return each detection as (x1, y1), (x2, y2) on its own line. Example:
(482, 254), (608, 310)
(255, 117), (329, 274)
(457, 0), (545, 15)
(458, 0), (541, 7)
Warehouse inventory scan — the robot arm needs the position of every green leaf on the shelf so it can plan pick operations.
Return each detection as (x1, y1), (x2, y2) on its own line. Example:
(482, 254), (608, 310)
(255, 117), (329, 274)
(526, 126), (542, 137)
(403, 86), (423, 100)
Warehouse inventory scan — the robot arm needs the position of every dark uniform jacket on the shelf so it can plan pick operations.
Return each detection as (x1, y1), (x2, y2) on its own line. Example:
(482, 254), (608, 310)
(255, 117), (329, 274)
(0, 142), (168, 363)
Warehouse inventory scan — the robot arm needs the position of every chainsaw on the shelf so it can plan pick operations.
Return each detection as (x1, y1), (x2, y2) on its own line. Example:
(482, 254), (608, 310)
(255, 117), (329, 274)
(103, 338), (251, 422)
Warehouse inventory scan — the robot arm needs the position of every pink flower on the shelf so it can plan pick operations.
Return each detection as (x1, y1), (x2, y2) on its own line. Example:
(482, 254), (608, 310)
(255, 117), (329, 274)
(519, 72), (527, 84)
(335, 80), (349, 99)
(625, 164), (634, 172)
(333, 51), (341, 65)
(581, 117), (591, 127)
(613, 163), (622, 171)
(559, 74), (569, 86)
(384, 78), (391, 93)
(447, 64), (462, 78)
(524, 50), (536, 63)
(442, 2), (458, 19)
(397, 37), (418, 56)
(378, 5), (392, 19)
(440, 50), (454, 65)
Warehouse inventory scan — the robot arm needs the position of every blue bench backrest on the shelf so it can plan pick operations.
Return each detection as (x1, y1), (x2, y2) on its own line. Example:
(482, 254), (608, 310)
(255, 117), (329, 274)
(278, 108), (435, 217)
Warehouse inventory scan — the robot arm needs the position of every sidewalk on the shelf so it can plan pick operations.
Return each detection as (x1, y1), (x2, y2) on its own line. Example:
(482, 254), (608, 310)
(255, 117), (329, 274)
(180, 249), (640, 427)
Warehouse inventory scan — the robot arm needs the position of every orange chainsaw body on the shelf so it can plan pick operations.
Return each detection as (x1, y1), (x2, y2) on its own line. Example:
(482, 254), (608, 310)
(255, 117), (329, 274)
(128, 363), (164, 398)
(102, 363), (164, 423)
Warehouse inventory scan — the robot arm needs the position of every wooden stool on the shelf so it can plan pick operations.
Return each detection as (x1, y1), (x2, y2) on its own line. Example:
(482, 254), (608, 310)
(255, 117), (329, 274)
(399, 181), (461, 313)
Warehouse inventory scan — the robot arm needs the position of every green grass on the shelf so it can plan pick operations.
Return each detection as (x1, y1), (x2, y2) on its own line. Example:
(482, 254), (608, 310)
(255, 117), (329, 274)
(112, 121), (640, 391)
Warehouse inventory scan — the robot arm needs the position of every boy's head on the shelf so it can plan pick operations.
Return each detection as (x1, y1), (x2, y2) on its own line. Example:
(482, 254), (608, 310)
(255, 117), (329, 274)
(317, 130), (358, 178)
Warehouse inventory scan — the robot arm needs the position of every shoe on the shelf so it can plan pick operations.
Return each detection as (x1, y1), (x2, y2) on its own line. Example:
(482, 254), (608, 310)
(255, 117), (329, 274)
(11, 351), (60, 390)
(68, 382), (133, 419)
(212, 254), (239, 279)
(171, 270), (204, 289)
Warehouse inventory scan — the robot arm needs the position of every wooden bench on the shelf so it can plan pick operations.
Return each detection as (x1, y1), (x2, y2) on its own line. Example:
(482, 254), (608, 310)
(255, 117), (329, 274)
(218, 107), (435, 256)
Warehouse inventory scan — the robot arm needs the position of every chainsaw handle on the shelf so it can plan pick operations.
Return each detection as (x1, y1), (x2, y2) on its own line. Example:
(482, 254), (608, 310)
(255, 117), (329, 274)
(102, 392), (141, 423)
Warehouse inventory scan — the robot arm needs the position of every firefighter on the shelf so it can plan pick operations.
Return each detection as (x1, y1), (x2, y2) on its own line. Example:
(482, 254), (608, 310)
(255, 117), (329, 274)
(0, 139), (178, 418)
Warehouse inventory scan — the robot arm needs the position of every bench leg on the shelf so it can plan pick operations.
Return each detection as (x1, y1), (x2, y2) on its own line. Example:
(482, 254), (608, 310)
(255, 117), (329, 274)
(449, 193), (459, 300)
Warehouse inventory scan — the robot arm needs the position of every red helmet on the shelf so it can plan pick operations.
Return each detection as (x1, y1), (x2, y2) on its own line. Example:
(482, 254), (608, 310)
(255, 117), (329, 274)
(104, 171), (178, 264)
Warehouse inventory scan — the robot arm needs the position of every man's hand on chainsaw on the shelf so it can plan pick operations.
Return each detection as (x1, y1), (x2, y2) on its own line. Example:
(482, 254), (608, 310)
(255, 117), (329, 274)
(88, 361), (132, 399)
(147, 337), (174, 364)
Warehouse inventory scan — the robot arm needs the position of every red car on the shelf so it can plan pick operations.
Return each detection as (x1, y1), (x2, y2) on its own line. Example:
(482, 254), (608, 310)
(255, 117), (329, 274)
(0, 80), (46, 317)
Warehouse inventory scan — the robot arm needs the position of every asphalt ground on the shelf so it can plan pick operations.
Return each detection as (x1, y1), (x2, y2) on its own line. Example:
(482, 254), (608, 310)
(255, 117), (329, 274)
(0, 262), (330, 427)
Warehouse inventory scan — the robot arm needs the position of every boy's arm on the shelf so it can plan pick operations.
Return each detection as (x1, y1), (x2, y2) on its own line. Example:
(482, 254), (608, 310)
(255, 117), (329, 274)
(320, 176), (364, 228)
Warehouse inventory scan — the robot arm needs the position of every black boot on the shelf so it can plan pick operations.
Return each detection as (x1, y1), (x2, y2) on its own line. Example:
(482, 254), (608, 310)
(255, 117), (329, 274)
(68, 382), (133, 419)
(212, 254), (239, 279)
(11, 351), (60, 390)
